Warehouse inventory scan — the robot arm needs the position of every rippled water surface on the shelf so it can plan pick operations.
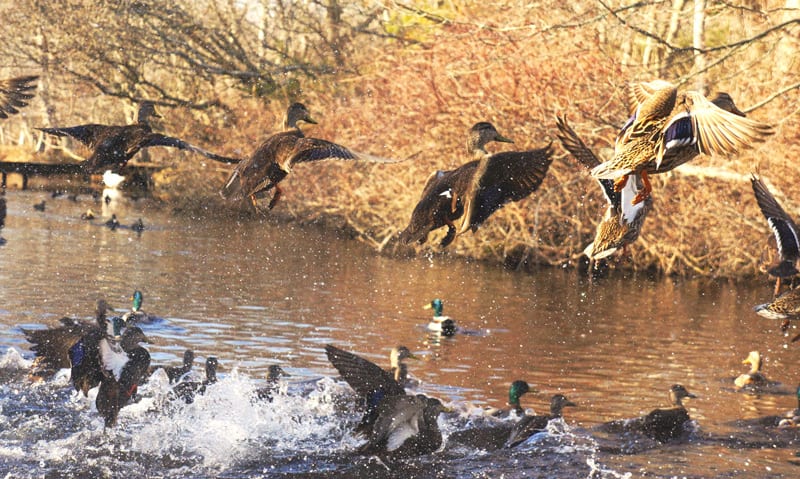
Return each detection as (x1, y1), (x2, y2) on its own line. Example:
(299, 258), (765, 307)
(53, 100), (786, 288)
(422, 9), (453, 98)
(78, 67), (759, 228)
(1, 189), (799, 478)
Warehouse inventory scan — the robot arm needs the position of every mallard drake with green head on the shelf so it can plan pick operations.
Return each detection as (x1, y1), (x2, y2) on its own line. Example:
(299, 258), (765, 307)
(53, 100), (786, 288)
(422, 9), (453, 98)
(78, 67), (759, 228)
(122, 290), (162, 325)
(150, 349), (195, 384)
(22, 299), (114, 379)
(505, 394), (576, 447)
(399, 122), (553, 248)
(751, 174), (799, 297)
(220, 102), (390, 211)
(734, 351), (774, 390)
(598, 384), (697, 443)
(778, 385), (800, 427)
(592, 81), (773, 204)
(556, 115), (652, 268)
(254, 365), (290, 402)
(0, 75), (37, 119)
(424, 298), (456, 336)
(172, 356), (220, 404)
(38, 101), (239, 173)
(324, 344), (416, 436)
(358, 393), (448, 458)
(95, 326), (151, 428)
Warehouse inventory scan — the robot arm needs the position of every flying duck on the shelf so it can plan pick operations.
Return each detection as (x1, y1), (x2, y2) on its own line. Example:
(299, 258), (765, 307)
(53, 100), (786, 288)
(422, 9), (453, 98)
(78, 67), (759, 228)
(399, 122), (553, 247)
(591, 81), (773, 205)
(750, 174), (799, 296)
(220, 102), (391, 211)
(556, 115), (652, 270)
(38, 101), (240, 173)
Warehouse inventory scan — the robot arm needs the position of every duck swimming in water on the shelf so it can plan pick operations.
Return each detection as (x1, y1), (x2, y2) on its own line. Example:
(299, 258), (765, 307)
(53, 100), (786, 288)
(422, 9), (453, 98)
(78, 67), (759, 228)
(254, 365), (290, 402)
(122, 290), (162, 325)
(424, 298), (457, 337)
(505, 394), (577, 448)
(599, 384), (697, 443)
(734, 351), (778, 391)
(172, 356), (219, 404)
(150, 349), (195, 384)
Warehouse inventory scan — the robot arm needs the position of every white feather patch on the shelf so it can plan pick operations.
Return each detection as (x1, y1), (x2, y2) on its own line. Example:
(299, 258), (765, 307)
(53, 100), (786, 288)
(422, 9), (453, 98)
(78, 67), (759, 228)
(100, 338), (129, 381)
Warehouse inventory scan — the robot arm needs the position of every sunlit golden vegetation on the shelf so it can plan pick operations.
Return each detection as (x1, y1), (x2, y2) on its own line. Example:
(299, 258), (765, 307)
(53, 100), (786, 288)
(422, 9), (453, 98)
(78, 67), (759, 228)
(0, 1), (798, 278)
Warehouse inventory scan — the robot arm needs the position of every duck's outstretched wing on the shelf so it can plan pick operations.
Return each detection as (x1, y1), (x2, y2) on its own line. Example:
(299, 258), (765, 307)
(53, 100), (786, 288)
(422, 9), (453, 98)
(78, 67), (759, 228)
(144, 133), (241, 164)
(0, 75), (37, 119)
(680, 91), (773, 156)
(461, 144), (554, 233)
(38, 124), (117, 149)
(751, 174), (800, 273)
(556, 116), (618, 206)
(324, 345), (405, 398)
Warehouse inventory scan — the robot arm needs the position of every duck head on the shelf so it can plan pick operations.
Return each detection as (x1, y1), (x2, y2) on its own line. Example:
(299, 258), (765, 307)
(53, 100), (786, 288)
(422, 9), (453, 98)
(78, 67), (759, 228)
(206, 357), (219, 383)
(267, 364), (290, 382)
(508, 380), (532, 411)
(424, 299), (444, 317)
(95, 299), (114, 326)
(130, 290), (144, 312)
(107, 315), (126, 340)
(284, 102), (317, 129)
(467, 122), (514, 158)
(120, 326), (150, 351)
(710, 92), (745, 117)
(390, 346), (417, 367)
(742, 351), (762, 374)
(549, 394), (577, 417)
(137, 101), (161, 124)
(668, 384), (697, 407)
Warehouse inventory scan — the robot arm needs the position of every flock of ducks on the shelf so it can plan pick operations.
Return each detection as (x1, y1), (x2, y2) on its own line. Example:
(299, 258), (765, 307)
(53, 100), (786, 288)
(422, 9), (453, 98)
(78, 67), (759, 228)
(4, 74), (800, 462)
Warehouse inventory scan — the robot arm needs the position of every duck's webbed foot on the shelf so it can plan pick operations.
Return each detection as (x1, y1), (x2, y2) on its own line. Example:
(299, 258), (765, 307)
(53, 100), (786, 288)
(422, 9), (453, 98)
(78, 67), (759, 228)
(632, 171), (652, 205)
(440, 224), (456, 248)
(613, 174), (629, 193)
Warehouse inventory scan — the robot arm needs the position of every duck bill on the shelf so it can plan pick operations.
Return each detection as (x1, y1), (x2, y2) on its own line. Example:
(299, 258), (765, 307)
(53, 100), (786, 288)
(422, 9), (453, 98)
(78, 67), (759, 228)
(565, 400), (577, 407)
(495, 135), (514, 144)
(305, 116), (318, 125)
(423, 303), (433, 310)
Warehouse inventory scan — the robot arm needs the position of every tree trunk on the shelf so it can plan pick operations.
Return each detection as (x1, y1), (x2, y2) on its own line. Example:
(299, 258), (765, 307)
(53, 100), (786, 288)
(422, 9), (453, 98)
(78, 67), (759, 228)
(692, 0), (707, 92)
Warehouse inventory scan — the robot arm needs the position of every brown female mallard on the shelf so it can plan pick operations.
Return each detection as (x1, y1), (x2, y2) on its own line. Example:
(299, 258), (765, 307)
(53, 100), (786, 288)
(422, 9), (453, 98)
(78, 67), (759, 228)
(399, 122), (553, 248)
(598, 384), (697, 443)
(592, 81), (773, 204)
(556, 116), (652, 268)
(751, 174), (799, 296)
(220, 102), (386, 211)
(0, 75), (37, 119)
(38, 101), (239, 173)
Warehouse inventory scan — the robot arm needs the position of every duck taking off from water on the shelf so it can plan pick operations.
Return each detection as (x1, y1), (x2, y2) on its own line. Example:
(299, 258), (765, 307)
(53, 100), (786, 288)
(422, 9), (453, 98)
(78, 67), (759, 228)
(750, 174), (799, 297)
(424, 298), (456, 336)
(22, 299), (114, 379)
(220, 102), (393, 212)
(399, 122), (553, 248)
(95, 326), (151, 428)
(38, 101), (240, 173)
(0, 75), (37, 119)
(591, 80), (773, 205)
(505, 394), (577, 448)
(556, 115), (652, 270)
(324, 344), (417, 437)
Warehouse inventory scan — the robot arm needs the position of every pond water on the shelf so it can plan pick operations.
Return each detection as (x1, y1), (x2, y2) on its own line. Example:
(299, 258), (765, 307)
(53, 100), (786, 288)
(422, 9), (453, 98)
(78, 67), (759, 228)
(1, 189), (799, 478)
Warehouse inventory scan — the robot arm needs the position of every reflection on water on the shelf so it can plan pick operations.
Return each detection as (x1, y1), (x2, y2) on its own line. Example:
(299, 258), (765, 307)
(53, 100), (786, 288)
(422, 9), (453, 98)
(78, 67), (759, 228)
(1, 190), (800, 478)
